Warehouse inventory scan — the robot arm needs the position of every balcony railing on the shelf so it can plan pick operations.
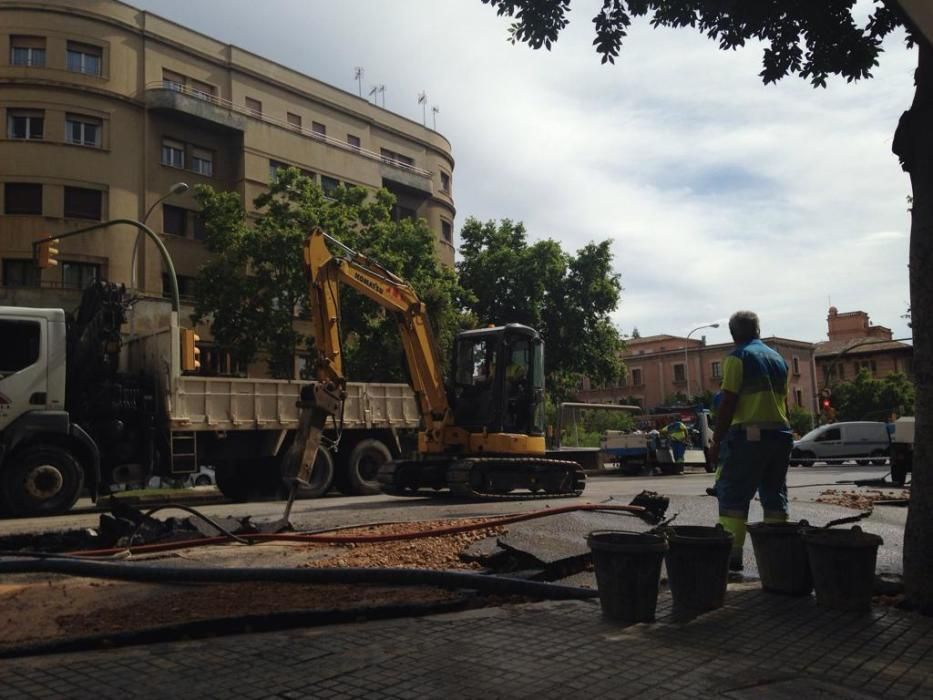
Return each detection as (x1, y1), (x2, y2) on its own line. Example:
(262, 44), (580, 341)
(144, 82), (433, 178)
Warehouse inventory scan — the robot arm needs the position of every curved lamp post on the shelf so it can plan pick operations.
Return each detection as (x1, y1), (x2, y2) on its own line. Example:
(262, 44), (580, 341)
(131, 182), (189, 291)
(684, 323), (720, 399)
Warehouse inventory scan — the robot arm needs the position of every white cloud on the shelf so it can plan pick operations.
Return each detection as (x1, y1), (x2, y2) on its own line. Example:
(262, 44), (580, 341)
(135, 0), (916, 345)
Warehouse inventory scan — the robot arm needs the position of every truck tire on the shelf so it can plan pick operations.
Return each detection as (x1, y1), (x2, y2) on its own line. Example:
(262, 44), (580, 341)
(1, 445), (85, 517)
(891, 459), (908, 486)
(215, 461), (251, 502)
(292, 448), (335, 499)
(345, 439), (392, 495)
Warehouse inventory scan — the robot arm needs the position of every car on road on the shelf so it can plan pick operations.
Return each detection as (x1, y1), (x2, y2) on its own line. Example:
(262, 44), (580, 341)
(790, 421), (891, 467)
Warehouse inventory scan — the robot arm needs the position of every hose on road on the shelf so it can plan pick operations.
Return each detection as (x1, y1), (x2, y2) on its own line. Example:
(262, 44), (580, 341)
(0, 556), (599, 600)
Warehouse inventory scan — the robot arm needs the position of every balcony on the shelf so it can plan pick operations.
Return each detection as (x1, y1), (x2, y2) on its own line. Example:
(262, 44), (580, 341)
(144, 82), (435, 186)
(145, 83), (247, 132)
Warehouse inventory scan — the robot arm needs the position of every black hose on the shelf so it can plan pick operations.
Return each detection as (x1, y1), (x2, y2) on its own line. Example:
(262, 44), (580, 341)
(0, 557), (599, 600)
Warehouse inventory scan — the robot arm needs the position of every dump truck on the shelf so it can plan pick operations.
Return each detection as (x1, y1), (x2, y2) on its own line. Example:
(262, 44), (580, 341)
(0, 282), (420, 516)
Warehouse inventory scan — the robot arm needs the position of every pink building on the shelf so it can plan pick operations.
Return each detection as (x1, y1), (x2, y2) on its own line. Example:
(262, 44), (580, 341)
(578, 334), (818, 414)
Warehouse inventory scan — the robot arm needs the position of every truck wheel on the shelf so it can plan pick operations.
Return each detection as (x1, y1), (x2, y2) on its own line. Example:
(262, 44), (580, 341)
(345, 439), (392, 495)
(293, 448), (335, 499)
(215, 461), (250, 502)
(1, 446), (85, 517)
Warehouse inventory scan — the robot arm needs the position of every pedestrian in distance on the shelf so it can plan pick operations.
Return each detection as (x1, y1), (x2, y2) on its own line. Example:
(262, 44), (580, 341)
(708, 311), (793, 572)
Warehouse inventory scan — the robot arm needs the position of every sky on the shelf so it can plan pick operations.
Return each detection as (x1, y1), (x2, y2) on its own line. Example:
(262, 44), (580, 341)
(133, 0), (917, 346)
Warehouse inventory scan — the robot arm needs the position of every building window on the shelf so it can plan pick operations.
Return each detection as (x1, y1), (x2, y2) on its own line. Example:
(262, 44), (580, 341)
(4, 183), (42, 215)
(2, 259), (39, 288)
(858, 360), (877, 375)
(321, 176), (339, 197)
(795, 389), (803, 407)
(287, 112), (302, 130)
(7, 109), (43, 140)
(269, 160), (314, 182)
(161, 139), (185, 168)
(163, 273), (196, 300)
(63, 187), (102, 220)
(711, 361), (722, 378)
(347, 134), (361, 150)
(191, 147), (213, 177)
(162, 69), (185, 91)
(631, 368), (643, 386)
(62, 261), (99, 290)
(245, 97), (262, 116)
(193, 213), (208, 241)
(440, 171), (451, 193)
(312, 121), (326, 138)
(441, 220), (452, 243)
(792, 356), (800, 376)
(66, 41), (102, 76)
(162, 205), (187, 236)
(673, 363), (686, 383)
(380, 148), (414, 167)
(11, 36), (46, 67)
(65, 114), (101, 147)
(189, 79), (214, 100)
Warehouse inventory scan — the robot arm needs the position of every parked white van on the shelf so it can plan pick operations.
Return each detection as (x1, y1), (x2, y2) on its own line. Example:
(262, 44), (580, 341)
(790, 421), (891, 466)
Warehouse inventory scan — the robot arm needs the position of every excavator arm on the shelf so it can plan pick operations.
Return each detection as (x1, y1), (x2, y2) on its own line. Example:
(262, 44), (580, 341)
(303, 228), (451, 443)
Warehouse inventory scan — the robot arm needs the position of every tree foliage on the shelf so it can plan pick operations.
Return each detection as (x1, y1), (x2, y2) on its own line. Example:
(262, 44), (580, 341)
(457, 217), (625, 398)
(788, 405), (814, 437)
(481, 0), (910, 83)
(194, 169), (464, 380)
(831, 370), (916, 422)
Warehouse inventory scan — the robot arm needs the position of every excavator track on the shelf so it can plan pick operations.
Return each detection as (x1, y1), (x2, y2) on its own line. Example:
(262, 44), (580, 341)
(378, 457), (586, 501)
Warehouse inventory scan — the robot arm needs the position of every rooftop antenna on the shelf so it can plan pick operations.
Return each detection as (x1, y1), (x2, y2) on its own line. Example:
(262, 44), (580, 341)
(417, 91), (427, 126)
(377, 84), (385, 107)
(368, 84), (378, 104)
(354, 67), (364, 97)
(431, 105), (439, 130)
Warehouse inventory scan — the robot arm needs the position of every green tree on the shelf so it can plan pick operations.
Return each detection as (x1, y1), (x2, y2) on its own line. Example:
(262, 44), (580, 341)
(457, 217), (625, 399)
(194, 168), (465, 380)
(788, 406), (815, 437)
(478, 0), (932, 611)
(833, 370), (916, 421)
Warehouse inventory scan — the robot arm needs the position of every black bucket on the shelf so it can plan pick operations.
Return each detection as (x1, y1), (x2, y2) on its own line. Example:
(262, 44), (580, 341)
(664, 525), (733, 613)
(587, 531), (668, 623)
(803, 526), (883, 612)
(747, 521), (814, 595)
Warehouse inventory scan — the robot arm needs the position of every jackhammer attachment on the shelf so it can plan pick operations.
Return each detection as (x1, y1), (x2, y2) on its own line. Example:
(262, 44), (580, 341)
(270, 381), (344, 532)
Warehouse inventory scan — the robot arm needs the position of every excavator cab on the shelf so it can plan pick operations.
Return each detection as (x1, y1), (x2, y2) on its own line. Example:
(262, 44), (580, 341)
(451, 324), (545, 439)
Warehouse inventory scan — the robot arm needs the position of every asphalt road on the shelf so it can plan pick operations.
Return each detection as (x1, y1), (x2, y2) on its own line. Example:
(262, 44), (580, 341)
(0, 463), (903, 538)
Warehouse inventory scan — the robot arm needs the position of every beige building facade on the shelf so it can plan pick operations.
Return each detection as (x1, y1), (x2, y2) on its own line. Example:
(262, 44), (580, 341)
(0, 0), (456, 317)
(815, 307), (913, 388)
(578, 334), (819, 415)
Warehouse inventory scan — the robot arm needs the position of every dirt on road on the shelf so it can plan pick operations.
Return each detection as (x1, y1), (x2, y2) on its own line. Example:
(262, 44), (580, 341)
(0, 516), (510, 651)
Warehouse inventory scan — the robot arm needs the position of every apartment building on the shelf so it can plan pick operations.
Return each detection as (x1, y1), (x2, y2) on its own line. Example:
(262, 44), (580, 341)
(577, 334), (819, 415)
(815, 307), (913, 387)
(0, 0), (456, 316)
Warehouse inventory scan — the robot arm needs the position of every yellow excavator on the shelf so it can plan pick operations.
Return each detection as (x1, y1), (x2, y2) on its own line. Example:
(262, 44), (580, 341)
(283, 228), (586, 504)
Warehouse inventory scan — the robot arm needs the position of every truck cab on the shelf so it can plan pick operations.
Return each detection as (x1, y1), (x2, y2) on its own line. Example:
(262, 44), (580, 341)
(0, 307), (99, 516)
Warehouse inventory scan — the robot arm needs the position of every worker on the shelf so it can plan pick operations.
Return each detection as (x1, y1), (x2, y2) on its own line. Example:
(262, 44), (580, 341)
(705, 391), (727, 496)
(664, 419), (689, 464)
(709, 311), (793, 573)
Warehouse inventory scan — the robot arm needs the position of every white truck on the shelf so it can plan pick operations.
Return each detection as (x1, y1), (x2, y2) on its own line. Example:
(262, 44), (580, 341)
(0, 283), (421, 516)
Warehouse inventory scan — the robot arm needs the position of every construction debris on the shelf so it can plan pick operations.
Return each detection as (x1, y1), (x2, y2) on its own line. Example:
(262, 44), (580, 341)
(816, 489), (910, 511)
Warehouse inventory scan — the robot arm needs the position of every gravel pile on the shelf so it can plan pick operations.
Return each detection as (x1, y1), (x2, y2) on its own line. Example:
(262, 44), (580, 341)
(816, 489), (910, 511)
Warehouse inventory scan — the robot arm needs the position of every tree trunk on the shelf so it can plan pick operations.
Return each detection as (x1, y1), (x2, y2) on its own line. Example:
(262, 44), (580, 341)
(901, 40), (933, 614)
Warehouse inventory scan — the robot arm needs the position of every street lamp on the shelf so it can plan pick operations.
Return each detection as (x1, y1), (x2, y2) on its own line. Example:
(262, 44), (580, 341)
(132, 182), (189, 289)
(684, 323), (720, 400)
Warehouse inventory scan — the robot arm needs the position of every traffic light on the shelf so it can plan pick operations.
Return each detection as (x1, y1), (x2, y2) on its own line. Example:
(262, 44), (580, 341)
(36, 238), (60, 269)
(181, 328), (201, 372)
(821, 397), (831, 411)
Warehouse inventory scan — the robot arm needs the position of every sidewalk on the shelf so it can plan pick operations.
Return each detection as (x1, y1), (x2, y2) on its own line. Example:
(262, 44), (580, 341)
(1, 585), (931, 699)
